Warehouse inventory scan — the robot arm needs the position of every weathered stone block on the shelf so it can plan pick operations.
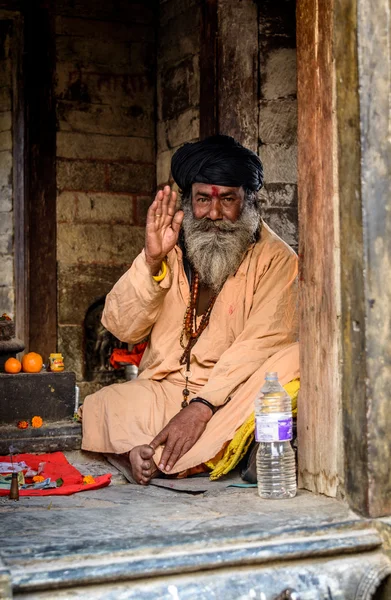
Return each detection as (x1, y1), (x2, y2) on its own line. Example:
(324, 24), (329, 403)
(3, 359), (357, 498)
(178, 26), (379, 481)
(57, 100), (154, 138)
(158, 5), (200, 66)
(0, 371), (76, 424)
(263, 207), (298, 247)
(78, 380), (104, 401)
(0, 187), (12, 212)
(0, 111), (11, 133)
(157, 147), (176, 187)
(58, 325), (84, 380)
(57, 223), (145, 264)
(56, 191), (77, 222)
(107, 163), (155, 194)
(258, 0), (296, 38)
(0, 210), (12, 236)
(0, 255), (13, 287)
(0, 87), (11, 111)
(57, 131), (154, 163)
(0, 59), (11, 87)
(135, 195), (153, 226)
(55, 16), (154, 43)
(0, 150), (12, 194)
(160, 0), (199, 25)
(157, 121), (168, 153)
(259, 143), (297, 183)
(56, 66), (155, 109)
(56, 0), (154, 24)
(57, 191), (134, 224)
(161, 55), (199, 121)
(57, 159), (155, 194)
(261, 48), (297, 100)
(0, 286), (14, 316)
(259, 183), (298, 208)
(56, 36), (154, 75)
(0, 233), (12, 254)
(0, 130), (11, 152)
(58, 263), (130, 324)
(166, 108), (199, 148)
(259, 99), (297, 144)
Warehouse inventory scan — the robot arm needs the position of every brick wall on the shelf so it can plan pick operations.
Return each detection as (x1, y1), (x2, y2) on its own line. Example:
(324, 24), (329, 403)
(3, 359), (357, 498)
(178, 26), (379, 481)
(0, 19), (14, 316)
(156, 0), (201, 187)
(55, 2), (157, 395)
(258, 0), (298, 251)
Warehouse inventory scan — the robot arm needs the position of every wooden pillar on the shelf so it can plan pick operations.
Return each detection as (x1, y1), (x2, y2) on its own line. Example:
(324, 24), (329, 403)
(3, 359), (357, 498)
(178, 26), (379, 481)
(199, 0), (218, 140)
(297, 0), (391, 516)
(336, 0), (391, 517)
(217, 0), (258, 151)
(296, 0), (342, 497)
(199, 0), (259, 150)
(24, 0), (57, 358)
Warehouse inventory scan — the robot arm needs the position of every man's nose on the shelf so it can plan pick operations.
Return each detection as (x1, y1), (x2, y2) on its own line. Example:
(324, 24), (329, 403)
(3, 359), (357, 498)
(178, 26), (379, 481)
(208, 198), (223, 220)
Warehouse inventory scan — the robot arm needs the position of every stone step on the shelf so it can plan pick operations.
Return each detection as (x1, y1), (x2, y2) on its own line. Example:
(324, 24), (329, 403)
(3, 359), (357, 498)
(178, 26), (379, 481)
(0, 371), (76, 424)
(0, 421), (82, 454)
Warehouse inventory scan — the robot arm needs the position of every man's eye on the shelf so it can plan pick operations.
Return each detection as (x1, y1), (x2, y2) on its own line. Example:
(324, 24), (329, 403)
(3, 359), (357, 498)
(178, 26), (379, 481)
(223, 197), (235, 203)
(198, 197), (210, 203)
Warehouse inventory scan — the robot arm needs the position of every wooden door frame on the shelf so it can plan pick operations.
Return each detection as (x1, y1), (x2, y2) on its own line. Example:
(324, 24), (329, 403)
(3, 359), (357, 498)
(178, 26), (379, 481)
(297, 0), (391, 517)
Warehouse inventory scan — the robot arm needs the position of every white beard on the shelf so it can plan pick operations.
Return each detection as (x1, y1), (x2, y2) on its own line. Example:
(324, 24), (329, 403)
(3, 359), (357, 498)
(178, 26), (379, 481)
(182, 202), (260, 294)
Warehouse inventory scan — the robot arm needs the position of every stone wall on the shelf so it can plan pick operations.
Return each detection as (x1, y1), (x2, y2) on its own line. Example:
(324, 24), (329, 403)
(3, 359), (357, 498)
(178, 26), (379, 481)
(156, 0), (201, 188)
(55, 1), (157, 395)
(258, 0), (298, 251)
(0, 19), (14, 316)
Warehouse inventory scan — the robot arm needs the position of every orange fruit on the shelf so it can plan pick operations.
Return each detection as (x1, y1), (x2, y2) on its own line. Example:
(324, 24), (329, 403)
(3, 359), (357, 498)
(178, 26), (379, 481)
(21, 352), (43, 373)
(4, 357), (22, 374)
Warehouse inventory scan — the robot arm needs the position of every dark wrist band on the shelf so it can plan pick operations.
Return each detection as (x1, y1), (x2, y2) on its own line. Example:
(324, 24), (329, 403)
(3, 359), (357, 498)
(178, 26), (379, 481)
(189, 397), (217, 414)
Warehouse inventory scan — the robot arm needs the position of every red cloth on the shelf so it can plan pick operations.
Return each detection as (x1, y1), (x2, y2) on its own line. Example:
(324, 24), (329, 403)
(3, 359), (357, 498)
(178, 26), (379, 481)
(110, 342), (147, 369)
(0, 452), (111, 496)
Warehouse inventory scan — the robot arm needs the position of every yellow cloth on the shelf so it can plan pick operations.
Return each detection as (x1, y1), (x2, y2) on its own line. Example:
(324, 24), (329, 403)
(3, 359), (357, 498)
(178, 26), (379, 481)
(206, 378), (300, 480)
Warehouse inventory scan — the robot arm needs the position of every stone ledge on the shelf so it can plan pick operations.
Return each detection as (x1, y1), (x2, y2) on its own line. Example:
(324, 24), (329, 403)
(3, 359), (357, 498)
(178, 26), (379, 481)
(0, 371), (76, 423)
(0, 421), (82, 454)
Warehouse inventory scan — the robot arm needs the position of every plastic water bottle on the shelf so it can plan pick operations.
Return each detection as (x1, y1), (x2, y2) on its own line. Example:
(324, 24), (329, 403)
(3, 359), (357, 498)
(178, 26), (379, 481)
(255, 372), (296, 498)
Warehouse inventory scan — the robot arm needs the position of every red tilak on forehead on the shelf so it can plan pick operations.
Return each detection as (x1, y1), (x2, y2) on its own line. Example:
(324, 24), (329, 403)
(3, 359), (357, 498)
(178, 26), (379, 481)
(211, 185), (220, 197)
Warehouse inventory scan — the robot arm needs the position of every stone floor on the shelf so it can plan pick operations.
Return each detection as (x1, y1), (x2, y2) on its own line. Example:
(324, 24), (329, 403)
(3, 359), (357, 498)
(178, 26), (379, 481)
(1, 452), (390, 599)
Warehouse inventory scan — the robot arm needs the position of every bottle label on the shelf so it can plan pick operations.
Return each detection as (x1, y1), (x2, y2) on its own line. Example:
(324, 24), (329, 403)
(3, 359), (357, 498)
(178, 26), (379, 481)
(255, 413), (293, 442)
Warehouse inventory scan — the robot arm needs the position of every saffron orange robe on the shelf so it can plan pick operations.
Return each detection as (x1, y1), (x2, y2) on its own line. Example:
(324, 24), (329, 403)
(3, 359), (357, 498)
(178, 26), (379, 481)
(81, 222), (299, 474)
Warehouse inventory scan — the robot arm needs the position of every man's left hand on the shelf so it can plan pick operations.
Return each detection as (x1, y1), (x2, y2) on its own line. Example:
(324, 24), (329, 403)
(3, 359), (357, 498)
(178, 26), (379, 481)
(150, 402), (213, 473)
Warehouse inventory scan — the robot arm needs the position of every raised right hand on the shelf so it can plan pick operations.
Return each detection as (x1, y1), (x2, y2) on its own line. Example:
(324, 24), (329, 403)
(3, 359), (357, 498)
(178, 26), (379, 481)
(145, 185), (184, 275)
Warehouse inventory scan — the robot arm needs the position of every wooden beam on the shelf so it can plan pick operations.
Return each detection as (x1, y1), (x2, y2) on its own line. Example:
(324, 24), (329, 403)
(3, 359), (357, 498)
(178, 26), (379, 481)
(335, 0), (391, 517)
(199, 0), (218, 139)
(24, 0), (57, 359)
(296, 0), (343, 497)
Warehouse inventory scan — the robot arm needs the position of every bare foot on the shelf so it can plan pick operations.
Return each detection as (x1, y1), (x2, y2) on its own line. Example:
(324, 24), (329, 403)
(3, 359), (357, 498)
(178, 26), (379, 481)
(129, 444), (159, 485)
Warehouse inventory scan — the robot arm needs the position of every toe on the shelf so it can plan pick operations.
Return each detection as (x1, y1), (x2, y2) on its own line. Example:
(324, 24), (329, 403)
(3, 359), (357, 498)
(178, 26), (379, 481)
(140, 445), (155, 460)
(142, 460), (151, 470)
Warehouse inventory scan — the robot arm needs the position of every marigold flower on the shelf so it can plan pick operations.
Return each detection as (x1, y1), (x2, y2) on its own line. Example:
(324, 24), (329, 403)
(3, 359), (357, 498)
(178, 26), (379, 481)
(17, 420), (29, 429)
(31, 416), (43, 428)
(32, 475), (45, 483)
(83, 475), (96, 485)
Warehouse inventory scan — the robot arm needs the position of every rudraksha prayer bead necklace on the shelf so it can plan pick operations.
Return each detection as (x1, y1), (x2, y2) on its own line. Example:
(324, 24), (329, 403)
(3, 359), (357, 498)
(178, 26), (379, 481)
(179, 271), (217, 408)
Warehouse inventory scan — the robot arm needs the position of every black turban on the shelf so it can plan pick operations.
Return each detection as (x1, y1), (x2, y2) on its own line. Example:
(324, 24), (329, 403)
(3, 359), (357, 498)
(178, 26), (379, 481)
(171, 135), (264, 194)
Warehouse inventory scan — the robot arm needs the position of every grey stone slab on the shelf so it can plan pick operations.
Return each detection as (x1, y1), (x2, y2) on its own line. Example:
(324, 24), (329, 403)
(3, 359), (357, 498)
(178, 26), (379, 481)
(0, 421), (81, 454)
(1, 449), (389, 598)
(0, 372), (76, 424)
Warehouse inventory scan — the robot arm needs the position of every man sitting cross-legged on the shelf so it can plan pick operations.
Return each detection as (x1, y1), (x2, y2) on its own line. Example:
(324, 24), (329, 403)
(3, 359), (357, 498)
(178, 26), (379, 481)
(81, 135), (299, 484)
